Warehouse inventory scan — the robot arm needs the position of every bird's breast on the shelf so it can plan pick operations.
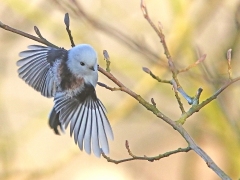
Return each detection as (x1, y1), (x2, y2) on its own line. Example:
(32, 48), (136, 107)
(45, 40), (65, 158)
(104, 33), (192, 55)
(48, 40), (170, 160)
(58, 61), (84, 91)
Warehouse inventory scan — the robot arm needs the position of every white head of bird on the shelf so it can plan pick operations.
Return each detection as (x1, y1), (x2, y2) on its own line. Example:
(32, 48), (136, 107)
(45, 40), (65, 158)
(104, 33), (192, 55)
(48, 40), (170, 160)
(67, 44), (98, 86)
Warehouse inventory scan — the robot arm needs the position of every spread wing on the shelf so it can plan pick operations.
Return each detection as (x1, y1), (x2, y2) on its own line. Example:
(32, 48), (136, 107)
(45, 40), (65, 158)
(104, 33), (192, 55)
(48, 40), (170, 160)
(51, 83), (114, 157)
(17, 45), (67, 98)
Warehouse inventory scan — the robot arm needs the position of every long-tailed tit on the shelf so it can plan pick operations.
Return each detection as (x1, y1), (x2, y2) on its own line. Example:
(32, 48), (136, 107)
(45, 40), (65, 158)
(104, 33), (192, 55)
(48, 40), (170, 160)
(17, 44), (113, 157)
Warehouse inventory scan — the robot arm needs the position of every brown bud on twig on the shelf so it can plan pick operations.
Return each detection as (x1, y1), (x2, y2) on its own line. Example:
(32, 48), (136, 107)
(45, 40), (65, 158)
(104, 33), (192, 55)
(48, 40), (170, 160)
(140, 0), (148, 18)
(64, 13), (75, 47)
(64, 13), (70, 27)
(142, 67), (151, 74)
(178, 54), (207, 73)
(103, 50), (110, 61)
(125, 140), (129, 149)
(227, 49), (232, 63)
(34, 26), (44, 39)
(151, 98), (156, 106)
(196, 54), (206, 64)
(97, 82), (108, 88)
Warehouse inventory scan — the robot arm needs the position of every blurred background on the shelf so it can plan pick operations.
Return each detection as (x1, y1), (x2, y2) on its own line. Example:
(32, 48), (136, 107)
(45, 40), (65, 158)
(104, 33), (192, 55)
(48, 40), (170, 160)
(0, 0), (240, 179)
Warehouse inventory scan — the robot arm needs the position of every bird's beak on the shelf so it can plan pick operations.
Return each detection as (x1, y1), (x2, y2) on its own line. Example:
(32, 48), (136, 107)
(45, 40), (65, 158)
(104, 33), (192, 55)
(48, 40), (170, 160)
(89, 66), (95, 71)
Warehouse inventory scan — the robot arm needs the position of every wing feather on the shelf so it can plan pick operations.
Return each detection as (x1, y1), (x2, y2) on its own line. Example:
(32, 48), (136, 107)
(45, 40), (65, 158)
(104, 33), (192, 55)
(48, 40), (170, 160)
(60, 102), (78, 128)
(91, 102), (101, 156)
(17, 45), (67, 97)
(70, 104), (82, 136)
(83, 100), (92, 154)
(95, 101), (109, 154)
(17, 53), (47, 67)
(97, 100), (114, 141)
(19, 49), (48, 58)
(77, 104), (88, 150)
(28, 45), (49, 50)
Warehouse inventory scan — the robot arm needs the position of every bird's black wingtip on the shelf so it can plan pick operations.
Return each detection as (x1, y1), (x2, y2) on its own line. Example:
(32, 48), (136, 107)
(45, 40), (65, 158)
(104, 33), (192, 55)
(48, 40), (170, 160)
(49, 108), (62, 135)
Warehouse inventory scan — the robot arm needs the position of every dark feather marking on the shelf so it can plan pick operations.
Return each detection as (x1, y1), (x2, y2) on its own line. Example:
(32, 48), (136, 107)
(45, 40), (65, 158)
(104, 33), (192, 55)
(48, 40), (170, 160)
(82, 100), (90, 140)
(78, 102), (88, 150)
(70, 104), (82, 137)
(47, 48), (67, 65)
(89, 99), (93, 144)
(95, 101), (106, 135)
(25, 62), (48, 85)
(70, 102), (85, 138)
(92, 100), (99, 148)
(17, 53), (47, 67)
(77, 102), (89, 150)
(83, 99), (92, 152)
(18, 55), (47, 74)
(49, 108), (61, 135)
(59, 61), (84, 91)
(60, 102), (77, 127)
(75, 83), (98, 103)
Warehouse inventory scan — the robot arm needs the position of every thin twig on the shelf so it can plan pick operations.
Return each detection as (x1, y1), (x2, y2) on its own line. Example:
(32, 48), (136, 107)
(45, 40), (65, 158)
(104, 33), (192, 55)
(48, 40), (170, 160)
(177, 87), (193, 105)
(102, 142), (191, 164)
(34, 26), (45, 39)
(64, 13), (75, 47)
(0, 21), (58, 48)
(192, 88), (203, 106)
(142, 67), (171, 84)
(170, 79), (186, 113)
(97, 82), (121, 91)
(177, 77), (240, 125)
(140, 0), (170, 59)
(140, 0), (185, 113)
(178, 54), (206, 74)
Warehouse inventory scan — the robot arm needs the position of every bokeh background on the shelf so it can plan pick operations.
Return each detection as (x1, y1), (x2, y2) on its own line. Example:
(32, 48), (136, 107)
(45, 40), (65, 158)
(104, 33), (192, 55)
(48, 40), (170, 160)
(0, 0), (240, 179)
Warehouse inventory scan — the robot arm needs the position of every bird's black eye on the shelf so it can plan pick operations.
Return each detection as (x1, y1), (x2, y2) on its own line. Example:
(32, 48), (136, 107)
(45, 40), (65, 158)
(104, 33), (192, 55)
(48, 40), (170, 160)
(80, 62), (85, 66)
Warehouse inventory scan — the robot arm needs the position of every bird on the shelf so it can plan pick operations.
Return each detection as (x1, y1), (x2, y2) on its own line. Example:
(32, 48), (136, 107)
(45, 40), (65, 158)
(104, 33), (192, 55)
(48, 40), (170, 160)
(17, 44), (114, 157)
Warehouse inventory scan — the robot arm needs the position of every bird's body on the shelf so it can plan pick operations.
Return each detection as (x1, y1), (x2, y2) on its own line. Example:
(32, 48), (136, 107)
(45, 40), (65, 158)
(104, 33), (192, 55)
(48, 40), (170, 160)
(17, 44), (113, 157)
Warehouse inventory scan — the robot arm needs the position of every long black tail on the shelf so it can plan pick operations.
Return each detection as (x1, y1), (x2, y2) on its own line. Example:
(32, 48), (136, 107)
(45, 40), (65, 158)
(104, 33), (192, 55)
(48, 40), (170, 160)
(49, 108), (61, 135)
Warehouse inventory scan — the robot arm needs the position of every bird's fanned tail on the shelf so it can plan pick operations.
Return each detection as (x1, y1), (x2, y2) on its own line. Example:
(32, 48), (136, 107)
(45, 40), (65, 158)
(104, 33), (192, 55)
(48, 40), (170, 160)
(50, 89), (114, 157)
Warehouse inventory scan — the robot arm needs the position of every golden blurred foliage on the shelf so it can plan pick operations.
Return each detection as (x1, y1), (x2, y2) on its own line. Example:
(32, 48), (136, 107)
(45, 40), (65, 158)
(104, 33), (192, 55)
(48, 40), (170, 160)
(0, 0), (240, 179)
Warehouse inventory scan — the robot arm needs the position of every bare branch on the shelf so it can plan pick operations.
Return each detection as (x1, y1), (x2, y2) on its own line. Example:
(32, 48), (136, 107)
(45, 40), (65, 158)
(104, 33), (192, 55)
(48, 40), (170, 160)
(140, 1), (186, 113)
(0, 21), (58, 48)
(177, 87), (194, 105)
(170, 79), (186, 113)
(97, 82), (121, 91)
(102, 140), (191, 164)
(142, 67), (171, 84)
(99, 63), (232, 179)
(192, 88), (203, 106)
(178, 77), (240, 124)
(64, 13), (75, 47)
(178, 54), (207, 73)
